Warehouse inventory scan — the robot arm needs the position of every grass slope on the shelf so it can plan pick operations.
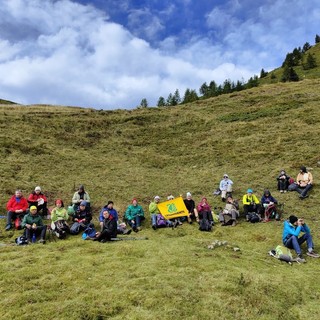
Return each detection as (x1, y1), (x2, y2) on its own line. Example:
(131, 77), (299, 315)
(1, 79), (320, 320)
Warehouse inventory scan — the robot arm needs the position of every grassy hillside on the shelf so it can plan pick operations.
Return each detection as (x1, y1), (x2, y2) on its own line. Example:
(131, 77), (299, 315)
(259, 42), (320, 84)
(1, 79), (320, 320)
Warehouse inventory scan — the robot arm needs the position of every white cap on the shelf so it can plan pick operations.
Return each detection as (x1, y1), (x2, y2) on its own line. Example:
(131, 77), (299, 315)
(223, 174), (229, 178)
(167, 195), (174, 200)
(35, 186), (41, 191)
(154, 195), (160, 200)
(186, 192), (192, 197)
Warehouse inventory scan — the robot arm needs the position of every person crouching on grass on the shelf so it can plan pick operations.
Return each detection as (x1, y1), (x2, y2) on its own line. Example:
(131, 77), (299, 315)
(21, 206), (47, 244)
(282, 215), (319, 262)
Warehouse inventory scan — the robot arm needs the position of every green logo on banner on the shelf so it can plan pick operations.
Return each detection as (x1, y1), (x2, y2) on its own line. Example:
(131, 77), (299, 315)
(167, 203), (177, 213)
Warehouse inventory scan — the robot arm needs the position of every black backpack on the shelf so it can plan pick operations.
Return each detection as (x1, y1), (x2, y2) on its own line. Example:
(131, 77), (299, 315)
(199, 212), (212, 231)
(249, 213), (260, 223)
(15, 235), (28, 245)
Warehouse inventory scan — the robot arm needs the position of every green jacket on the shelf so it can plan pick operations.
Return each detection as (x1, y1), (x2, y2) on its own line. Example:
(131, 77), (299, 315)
(51, 207), (69, 223)
(125, 204), (144, 221)
(21, 213), (44, 229)
(149, 202), (160, 215)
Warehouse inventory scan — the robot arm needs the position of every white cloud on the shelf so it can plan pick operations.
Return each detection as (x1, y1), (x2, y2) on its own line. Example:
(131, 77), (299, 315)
(0, 0), (319, 109)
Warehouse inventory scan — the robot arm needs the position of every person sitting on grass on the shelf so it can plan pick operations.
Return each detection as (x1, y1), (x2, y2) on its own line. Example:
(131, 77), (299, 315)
(242, 189), (261, 221)
(70, 200), (93, 235)
(99, 201), (131, 235)
(282, 215), (319, 262)
(288, 166), (313, 199)
(219, 174), (233, 202)
(72, 184), (91, 211)
(277, 169), (291, 193)
(218, 196), (239, 226)
(51, 199), (70, 239)
(183, 192), (199, 224)
(260, 189), (278, 222)
(27, 186), (48, 217)
(149, 195), (173, 230)
(21, 206), (47, 244)
(125, 198), (145, 232)
(5, 189), (29, 231)
(94, 210), (118, 242)
(197, 197), (214, 225)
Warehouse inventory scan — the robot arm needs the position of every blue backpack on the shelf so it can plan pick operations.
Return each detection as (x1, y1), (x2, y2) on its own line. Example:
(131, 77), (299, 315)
(82, 225), (97, 240)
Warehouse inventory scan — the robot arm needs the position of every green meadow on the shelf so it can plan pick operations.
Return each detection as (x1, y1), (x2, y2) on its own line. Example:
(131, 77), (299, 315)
(0, 78), (320, 319)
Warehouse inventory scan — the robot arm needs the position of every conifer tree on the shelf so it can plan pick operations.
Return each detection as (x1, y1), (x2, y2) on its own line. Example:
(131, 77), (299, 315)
(157, 96), (166, 107)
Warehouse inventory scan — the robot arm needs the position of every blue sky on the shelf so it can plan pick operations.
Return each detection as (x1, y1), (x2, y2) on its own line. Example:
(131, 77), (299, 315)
(0, 0), (319, 109)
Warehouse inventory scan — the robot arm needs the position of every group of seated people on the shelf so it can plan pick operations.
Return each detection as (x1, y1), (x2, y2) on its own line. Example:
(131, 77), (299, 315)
(2, 166), (315, 249)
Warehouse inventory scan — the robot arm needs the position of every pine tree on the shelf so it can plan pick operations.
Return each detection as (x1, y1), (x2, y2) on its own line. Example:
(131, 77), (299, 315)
(260, 68), (268, 78)
(303, 53), (317, 70)
(157, 96), (166, 107)
(315, 34), (320, 44)
(138, 98), (148, 108)
(302, 42), (311, 53)
(281, 66), (299, 82)
(173, 89), (181, 105)
(199, 82), (209, 97)
(182, 88), (198, 104)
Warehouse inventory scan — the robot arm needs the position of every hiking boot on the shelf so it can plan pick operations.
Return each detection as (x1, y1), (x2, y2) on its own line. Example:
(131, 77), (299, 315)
(306, 251), (320, 258)
(299, 194), (309, 199)
(123, 229), (132, 235)
(133, 227), (138, 233)
(245, 215), (250, 222)
(5, 224), (12, 231)
(38, 239), (46, 244)
(172, 221), (179, 229)
(295, 257), (306, 263)
(187, 216), (192, 224)
(280, 190), (284, 193)
(152, 225), (157, 230)
(231, 220), (236, 227)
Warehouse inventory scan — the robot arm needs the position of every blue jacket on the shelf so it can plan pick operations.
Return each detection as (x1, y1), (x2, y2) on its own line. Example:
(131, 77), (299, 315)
(99, 207), (118, 222)
(282, 220), (310, 243)
(261, 195), (278, 205)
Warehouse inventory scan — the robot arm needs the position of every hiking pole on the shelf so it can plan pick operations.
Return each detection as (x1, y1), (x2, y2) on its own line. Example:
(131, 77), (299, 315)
(110, 237), (148, 241)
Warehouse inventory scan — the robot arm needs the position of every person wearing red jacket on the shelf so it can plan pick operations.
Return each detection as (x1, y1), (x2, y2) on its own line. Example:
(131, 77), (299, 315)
(27, 186), (48, 216)
(6, 189), (29, 231)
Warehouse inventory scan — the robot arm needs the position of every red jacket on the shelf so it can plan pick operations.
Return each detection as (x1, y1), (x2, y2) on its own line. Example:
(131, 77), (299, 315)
(7, 196), (28, 212)
(27, 192), (47, 204)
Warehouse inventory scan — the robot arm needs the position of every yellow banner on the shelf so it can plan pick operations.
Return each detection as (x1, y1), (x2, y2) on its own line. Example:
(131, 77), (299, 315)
(157, 196), (189, 220)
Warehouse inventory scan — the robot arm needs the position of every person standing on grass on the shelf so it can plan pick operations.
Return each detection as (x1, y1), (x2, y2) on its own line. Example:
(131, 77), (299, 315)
(125, 198), (145, 232)
(27, 186), (48, 217)
(288, 166), (313, 199)
(219, 174), (233, 202)
(21, 206), (47, 244)
(282, 215), (319, 262)
(184, 192), (199, 223)
(5, 189), (29, 231)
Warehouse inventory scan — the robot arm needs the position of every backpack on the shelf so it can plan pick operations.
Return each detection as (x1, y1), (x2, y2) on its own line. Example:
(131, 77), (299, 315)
(275, 245), (293, 262)
(54, 220), (69, 239)
(82, 225), (97, 240)
(248, 213), (260, 223)
(199, 212), (212, 231)
(156, 214), (167, 227)
(15, 235), (28, 245)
